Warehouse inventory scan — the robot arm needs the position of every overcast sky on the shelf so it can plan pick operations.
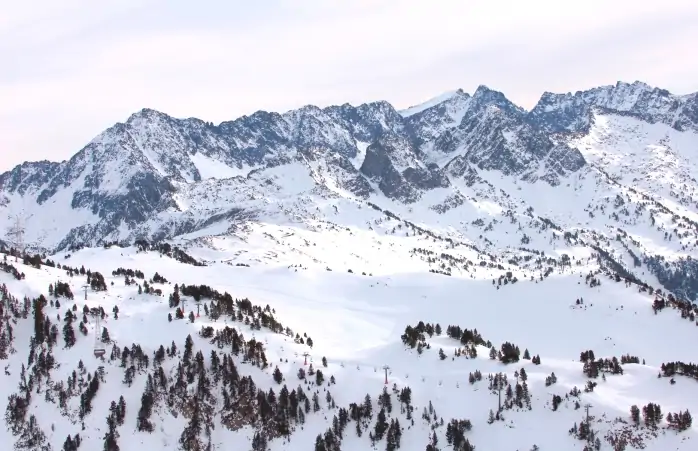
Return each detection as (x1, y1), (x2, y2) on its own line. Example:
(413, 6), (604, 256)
(1, 0), (697, 171)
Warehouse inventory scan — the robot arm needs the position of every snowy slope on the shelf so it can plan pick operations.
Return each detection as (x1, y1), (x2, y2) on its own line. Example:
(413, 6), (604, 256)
(399, 90), (463, 118)
(0, 240), (696, 451)
(0, 81), (698, 450)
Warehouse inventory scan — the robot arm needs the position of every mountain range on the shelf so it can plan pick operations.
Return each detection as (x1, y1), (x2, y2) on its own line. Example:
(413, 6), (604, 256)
(1, 80), (698, 301)
(2, 80), (698, 451)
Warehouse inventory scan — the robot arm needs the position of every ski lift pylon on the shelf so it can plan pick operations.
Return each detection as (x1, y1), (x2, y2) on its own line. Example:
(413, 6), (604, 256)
(93, 309), (105, 358)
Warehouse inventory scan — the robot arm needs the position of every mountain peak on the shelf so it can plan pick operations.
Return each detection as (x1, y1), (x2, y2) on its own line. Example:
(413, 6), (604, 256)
(127, 107), (171, 121)
(473, 84), (494, 95)
(529, 80), (698, 133)
(399, 90), (467, 118)
(470, 85), (506, 102)
(469, 85), (523, 118)
(617, 80), (652, 90)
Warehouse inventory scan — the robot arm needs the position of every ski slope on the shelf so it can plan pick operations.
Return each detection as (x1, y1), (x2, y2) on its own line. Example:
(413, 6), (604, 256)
(1, 243), (696, 450)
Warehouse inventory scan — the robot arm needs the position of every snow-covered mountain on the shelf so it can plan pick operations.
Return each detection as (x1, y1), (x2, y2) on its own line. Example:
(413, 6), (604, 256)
(2, 80), (698, 301)
(1, 79), (698, 450)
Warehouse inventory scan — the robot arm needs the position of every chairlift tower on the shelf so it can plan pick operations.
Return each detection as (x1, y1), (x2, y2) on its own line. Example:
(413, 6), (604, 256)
(584, 403), (594, 443)
(6, 213), (25, 262)
(82, 284), (90, 301)
(93, 310), (105, 358)
(382, 365), (390, 385)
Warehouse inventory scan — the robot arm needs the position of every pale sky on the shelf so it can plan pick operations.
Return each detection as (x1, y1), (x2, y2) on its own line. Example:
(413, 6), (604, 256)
(1, 0), (697, 171)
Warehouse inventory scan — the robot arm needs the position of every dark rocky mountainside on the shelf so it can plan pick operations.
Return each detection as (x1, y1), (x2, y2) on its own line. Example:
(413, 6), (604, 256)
(2, 80), (698, 301)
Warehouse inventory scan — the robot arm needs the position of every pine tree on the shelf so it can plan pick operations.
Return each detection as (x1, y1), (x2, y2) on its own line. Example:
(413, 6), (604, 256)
(364, 393), (373, 418)
(374, 407), (389, 440)
(642, 403), (663, 428)
(101, 327), (110, 343)
(313, 392), (321, 412)
(136, 383), (155, 432)
(15, 414), (49, 451)
(33, 296), (46, 344)
(117, 396), (126, 425)
(682, 410), (693, 431)
(520, 368), (528, 382)
(251, 432), (267, 451)
(63, 321), (76, 348)
(314, 434), (327, 451)
(630, 405), (640, 426)
(103, 413), (120, 451)
(179, 397), (202, 450)
(170, 284), (181, 307)
(273, 366), (283, 384)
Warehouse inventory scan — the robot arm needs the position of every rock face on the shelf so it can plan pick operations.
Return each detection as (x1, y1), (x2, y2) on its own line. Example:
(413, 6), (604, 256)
(529, 80), (698, 133)
(0, 82), (596, 250)
(3, 80), (698, 303)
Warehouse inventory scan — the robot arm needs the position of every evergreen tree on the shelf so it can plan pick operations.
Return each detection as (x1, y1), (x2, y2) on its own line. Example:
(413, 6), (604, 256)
(314, 434), (327, 451)
(273, 366), (283, 384)
(117, 396), (126, 425)
(63, 321), (76, 348)
(33, 296), (46, 344)
(179, 397), (202, 450)
(170, 284), (181, 308)
(251, 432), (268, 451)
(103, 413), (120, 451)
(101, 327), (110, 343)
(136, 382), (155, 432)
(313, 392), (321, 412)
(642, 403), (663, 428)
(363, 394), (373, 418)
(630, 405), (640, 426)
(15, 414), (49, 451)
(374, 408), (389, 440)
(489, 346), (497, 360)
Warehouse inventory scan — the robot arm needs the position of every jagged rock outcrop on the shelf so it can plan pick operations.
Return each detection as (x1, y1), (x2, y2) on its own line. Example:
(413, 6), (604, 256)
(529, 80), (698, 133)
(0, 80), (695, 272)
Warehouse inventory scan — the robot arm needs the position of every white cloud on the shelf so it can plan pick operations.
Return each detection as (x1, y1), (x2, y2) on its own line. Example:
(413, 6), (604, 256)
(1, 0), (697, 170)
